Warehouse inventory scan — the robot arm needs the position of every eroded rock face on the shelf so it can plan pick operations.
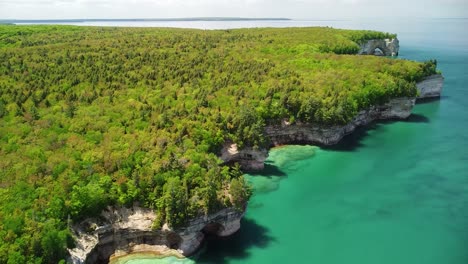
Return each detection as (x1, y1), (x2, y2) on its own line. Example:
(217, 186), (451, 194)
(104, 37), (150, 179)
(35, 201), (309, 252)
(219, 97), (416, 170)
(177, 207), (244, 255)
(219, 143), (268, 171)
(68, 206), (244, 263)
(416, 74), (444, 99)
(359, 38), (400, 56)
(265, 97), (415, 146)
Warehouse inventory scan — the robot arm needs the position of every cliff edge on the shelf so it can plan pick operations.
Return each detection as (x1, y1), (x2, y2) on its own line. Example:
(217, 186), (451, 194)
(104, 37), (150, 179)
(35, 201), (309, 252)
(68, 206), (244, 263)
(417, 74), (444, 99)
(221, 74), (443, 170)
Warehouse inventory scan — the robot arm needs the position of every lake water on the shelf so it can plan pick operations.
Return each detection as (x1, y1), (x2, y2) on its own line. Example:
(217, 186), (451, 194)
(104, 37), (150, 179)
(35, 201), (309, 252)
(52, 18), (467, 264)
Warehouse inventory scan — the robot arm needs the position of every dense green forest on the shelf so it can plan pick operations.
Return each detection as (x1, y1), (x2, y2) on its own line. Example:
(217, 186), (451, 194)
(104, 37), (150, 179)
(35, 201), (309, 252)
(0, 25), (437, 263)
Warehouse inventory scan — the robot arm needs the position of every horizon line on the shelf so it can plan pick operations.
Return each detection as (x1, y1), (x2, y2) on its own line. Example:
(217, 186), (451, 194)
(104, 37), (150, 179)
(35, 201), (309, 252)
(0, 17), (293, 23)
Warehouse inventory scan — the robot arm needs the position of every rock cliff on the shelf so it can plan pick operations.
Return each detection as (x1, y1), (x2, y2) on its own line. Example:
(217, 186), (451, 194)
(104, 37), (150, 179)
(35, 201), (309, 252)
(416, 74), (444, 99)
(219, 143), (268, 171)
(358, 38), (399, 56)
(220, 97), (414, 170)
(68, 206), (244, 263)
(265, 97), (414, 146)
(221, 75), (444, 169)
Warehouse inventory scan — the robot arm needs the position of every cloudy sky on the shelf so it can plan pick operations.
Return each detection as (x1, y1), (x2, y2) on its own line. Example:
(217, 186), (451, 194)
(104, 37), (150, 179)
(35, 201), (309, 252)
(0, 0), (467, 20)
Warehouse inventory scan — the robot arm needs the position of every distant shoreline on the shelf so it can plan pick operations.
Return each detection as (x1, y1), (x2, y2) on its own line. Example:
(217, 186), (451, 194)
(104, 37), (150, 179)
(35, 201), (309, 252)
(0, 17), (291, 24)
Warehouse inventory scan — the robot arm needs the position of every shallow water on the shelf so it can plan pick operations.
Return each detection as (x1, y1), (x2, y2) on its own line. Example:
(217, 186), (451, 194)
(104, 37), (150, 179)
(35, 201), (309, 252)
(111, 254), (194, 264)
(101, 18), (468, 264)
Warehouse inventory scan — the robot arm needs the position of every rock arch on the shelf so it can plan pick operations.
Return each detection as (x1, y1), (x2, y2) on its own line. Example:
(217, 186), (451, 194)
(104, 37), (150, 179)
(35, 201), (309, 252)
(358, 38), (399, 56)
(373, 47), (384, 56)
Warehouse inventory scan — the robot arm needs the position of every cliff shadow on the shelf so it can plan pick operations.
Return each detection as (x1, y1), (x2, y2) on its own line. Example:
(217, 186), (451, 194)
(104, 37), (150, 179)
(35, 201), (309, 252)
(249, 163), (287, 177)
(324, 112), (432, 152)
(379, 113), (430, 124)
(321, 124), (374, 152)
(416, 95), (447, 104)
(404, 113), (430, 123)
(193, 218), (275, 263)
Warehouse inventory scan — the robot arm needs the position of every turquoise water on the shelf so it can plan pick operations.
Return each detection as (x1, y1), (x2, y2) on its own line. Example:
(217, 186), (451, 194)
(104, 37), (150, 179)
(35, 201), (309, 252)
(110, 18), (468, 264)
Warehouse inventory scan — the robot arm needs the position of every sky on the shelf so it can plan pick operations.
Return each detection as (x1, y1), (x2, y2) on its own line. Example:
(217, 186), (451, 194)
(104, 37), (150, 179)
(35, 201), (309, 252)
(0, 0), (467, 20)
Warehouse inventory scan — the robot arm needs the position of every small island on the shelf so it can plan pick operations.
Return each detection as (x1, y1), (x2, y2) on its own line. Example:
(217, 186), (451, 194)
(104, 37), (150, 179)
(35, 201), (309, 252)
(0, 25), (442, 263)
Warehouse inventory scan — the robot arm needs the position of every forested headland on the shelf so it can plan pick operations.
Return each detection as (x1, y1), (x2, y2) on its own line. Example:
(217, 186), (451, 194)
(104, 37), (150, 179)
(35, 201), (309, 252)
(0, 25), (437, 263)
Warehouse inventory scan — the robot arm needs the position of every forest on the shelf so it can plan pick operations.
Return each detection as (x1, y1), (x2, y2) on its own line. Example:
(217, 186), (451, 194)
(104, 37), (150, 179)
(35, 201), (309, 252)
(0, 25), (437, 263)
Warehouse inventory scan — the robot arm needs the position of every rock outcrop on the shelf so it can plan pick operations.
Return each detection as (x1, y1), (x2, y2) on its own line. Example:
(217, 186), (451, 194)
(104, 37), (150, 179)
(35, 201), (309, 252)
(68, 206), (244, 263)
(219, 143), (268, 171)
(416, 74), (444, 99)
(265, 97), (414, 146)
(219, 98), (414, 169)
(221, 74), (444, 169)
(358, 38), (399, 56)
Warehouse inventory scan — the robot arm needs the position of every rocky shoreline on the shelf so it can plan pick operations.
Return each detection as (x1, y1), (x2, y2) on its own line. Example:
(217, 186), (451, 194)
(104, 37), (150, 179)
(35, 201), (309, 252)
(221, 74), (444, 170)
(68, 74), (443, 263)
(68, 206), (244, 263)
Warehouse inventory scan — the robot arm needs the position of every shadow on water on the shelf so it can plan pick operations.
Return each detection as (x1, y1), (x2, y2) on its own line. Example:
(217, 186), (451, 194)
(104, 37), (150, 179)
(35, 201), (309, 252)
(404, 113), (430, 123)
(322, 112), (431, 152)
(193, 218), (275, 264)
(322, 124), (374, 152)
(379, 113), (431, 125)
(416, 95), (447, 104)
(249, 163), (287, 177)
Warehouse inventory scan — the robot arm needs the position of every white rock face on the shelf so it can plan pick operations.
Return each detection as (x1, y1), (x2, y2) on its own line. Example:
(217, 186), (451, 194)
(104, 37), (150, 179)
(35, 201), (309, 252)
(68, 206), (244, 263)
(359, 38), (400, 56)
(416, 74), (444, 98)
(177, 207), (244, 255)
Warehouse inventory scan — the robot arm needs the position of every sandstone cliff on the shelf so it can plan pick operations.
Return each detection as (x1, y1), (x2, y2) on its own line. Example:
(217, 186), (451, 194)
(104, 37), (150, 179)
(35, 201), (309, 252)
(219, 143), (268, 171)
(265, 97), (414, 147)
(68, 206), (244, 263)
(416, 74), (444, 99)
(358, 38), (399, 56)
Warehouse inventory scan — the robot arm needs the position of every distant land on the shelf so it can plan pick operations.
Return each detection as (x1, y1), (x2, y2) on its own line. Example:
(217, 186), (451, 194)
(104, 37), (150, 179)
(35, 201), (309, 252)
(0, 17), (291, 24)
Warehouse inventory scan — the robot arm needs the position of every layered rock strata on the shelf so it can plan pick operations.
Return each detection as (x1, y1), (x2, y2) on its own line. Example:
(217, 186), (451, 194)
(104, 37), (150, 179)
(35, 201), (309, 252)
(265, 97), (414, 147)
(416, 74), (444, 99)
(68, 206), (244, 264)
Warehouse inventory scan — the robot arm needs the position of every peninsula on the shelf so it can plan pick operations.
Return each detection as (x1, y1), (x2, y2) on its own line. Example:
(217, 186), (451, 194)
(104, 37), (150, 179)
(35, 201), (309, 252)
(0, 25), (442, 264)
